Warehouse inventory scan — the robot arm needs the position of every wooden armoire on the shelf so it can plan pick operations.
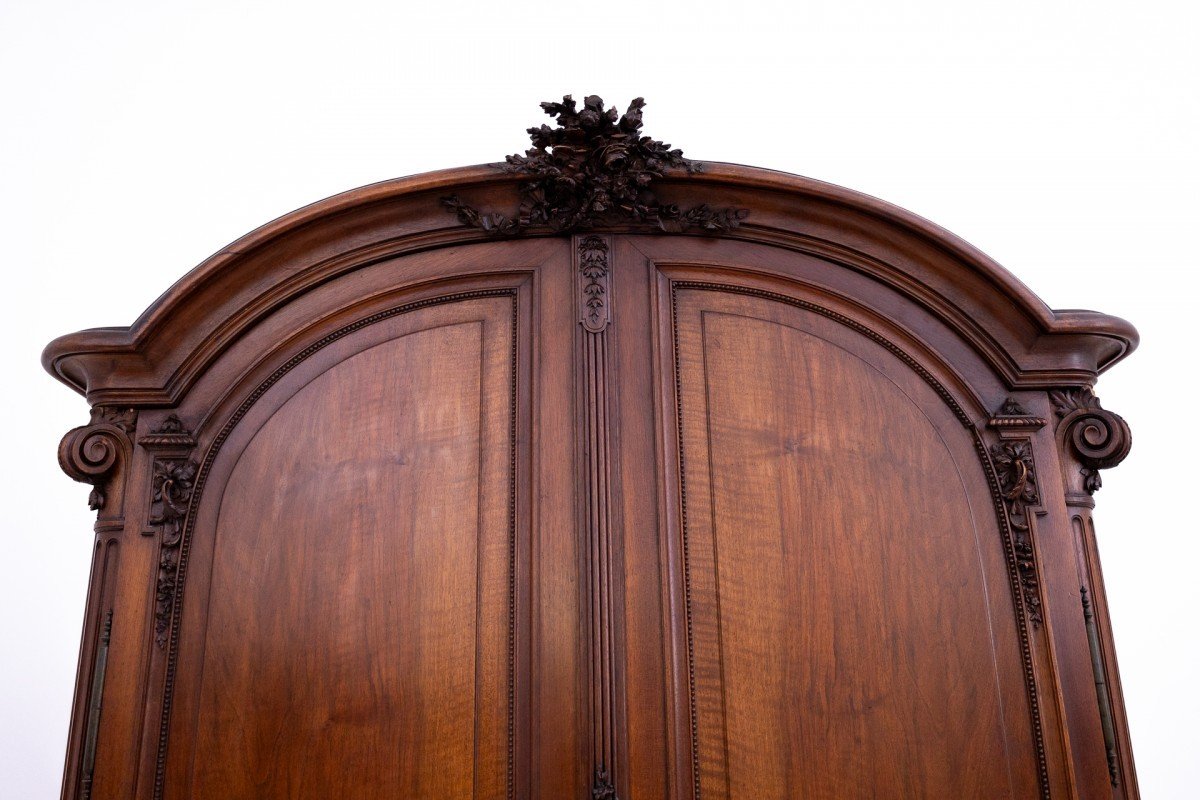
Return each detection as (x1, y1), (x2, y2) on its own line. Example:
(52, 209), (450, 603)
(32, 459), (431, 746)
(46, 96), (1139, 800)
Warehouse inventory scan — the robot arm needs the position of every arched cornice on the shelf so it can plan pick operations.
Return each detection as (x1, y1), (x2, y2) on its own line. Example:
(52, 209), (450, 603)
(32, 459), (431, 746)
(42, 162), (1137, 404)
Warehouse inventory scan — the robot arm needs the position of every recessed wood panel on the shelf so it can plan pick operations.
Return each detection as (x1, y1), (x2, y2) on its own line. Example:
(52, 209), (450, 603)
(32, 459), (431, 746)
(671, 289), (1038, 799)
(185, 314), (515, 799)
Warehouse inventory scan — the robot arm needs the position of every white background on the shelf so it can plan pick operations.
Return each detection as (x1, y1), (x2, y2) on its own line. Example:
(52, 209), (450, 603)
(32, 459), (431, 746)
(1, 1), (1195, 797)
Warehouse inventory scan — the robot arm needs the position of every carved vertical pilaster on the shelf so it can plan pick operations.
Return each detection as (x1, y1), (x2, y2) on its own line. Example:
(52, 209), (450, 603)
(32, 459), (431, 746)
(57, 406), (136, 800)
(78, 609), (113, 800)
(1053, 387), (1138, 797)
(138, 415), (198, 649)
(576, 234), (622, 800)
(987, 398), (1048, 628)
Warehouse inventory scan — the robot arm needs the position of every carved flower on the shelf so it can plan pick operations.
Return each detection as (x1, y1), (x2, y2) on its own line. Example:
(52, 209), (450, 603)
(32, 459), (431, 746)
(152, 459), (197, 521)
(990, 441), (1038, 506)
(444, 95), (746, 236)
(597, 140), (632, 172)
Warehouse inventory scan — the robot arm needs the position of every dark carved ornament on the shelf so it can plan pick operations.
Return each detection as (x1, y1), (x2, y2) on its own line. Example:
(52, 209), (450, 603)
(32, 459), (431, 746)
(148, 458), (197, 648)
(990, 440), (1044, 627)
(579, 235), (611, 332)
(443, 95), (748, 236)
(139, 415), (200, 649)
(58, 406), (137, 511)
(1050, 387), (1132, 494)
(138, 413), (196, 449)
(591, 766), (618, 800)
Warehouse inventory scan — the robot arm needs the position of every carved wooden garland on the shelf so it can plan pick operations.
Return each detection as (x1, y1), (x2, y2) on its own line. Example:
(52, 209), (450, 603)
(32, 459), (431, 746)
(987, 398), (1049, 628)
(443, 95), (748, 236)
(137, 415), (198, 649)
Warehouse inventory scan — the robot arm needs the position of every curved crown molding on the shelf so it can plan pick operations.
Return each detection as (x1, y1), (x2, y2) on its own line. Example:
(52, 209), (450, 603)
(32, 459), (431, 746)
(42, 161), (1137, 404)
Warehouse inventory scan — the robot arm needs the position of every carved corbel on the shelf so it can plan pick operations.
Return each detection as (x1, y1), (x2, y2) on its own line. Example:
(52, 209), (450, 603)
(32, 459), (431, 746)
(1050, 386), (1134, 787)
(1050, 387), (1132, 496)
(58, 407), (137, 513)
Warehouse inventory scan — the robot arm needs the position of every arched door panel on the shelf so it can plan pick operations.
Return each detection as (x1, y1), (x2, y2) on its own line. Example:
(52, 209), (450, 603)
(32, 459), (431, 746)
(662, 284), (1038, 798)
(164, 293), (530, 800)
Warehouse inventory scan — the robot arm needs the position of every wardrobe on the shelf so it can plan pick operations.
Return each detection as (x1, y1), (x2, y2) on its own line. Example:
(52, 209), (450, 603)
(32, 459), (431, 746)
(47, 96), (1139, 799)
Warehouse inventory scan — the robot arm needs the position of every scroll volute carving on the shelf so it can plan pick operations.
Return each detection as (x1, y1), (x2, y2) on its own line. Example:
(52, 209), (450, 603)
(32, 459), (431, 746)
(58, 406), (137, 513)
(1051, 387), (1132, 495)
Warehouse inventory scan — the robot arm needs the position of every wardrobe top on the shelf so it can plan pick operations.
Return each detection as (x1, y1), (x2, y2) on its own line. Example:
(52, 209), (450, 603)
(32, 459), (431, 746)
(43, 162), (1137, 403)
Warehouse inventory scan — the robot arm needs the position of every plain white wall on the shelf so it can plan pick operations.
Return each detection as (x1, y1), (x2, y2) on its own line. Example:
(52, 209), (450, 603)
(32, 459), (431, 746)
(1, 1), (1195, 796)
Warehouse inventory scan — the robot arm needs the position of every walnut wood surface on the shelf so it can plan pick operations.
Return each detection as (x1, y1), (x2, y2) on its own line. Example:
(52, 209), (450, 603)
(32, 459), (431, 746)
(47, 162), (1139, 800)
(672, 290), (1036, 798)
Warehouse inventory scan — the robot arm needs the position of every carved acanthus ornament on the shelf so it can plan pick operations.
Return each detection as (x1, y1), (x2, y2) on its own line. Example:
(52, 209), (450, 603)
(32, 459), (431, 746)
(58, 406), (137, 511)
(1050, 387), (1131, 495)
(139, 415), (198, 648)
(578, 235), (611, 332)
(443, 95), (748, 236)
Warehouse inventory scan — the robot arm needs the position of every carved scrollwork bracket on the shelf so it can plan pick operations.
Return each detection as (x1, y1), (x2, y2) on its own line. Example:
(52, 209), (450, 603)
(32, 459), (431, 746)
(58, 407), (137, 512)
(443, 94), (748, 236)
(138, 415), (198, 649)
(987, 398), (1047, 628)
(1050, 387), (1132, 495)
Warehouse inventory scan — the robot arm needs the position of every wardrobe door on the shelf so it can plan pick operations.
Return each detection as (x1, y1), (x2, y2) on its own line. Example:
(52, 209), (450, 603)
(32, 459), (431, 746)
(616, 244), (1047, 800)
(157, 261), (581, 799)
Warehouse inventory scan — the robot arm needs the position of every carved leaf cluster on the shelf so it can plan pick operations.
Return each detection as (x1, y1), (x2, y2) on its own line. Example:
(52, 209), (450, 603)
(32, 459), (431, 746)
(443, 95), (748, 236)
(91, 405), (137, 433)
(579, 235), (610, 331)
(1049, 387), (1099, 417)
(998, 397), (1030, 416)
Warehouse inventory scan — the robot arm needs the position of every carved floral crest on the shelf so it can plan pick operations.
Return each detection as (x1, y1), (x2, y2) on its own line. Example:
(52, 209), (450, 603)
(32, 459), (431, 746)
(443, 95), (748, 236)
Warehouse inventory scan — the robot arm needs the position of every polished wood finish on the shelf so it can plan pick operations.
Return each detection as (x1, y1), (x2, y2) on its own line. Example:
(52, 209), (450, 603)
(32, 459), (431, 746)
(47, 159), (1139, 799)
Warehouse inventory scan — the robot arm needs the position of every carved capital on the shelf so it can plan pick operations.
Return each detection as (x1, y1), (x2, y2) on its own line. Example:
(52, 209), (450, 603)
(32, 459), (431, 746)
(1050, 387), (1132, 494)
(58, 407), (137, 511)
(443, 95), (748, 236)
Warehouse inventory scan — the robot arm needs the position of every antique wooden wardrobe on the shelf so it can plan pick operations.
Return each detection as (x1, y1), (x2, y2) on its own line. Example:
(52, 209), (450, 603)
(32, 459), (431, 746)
(46, 96), (1139, 800)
